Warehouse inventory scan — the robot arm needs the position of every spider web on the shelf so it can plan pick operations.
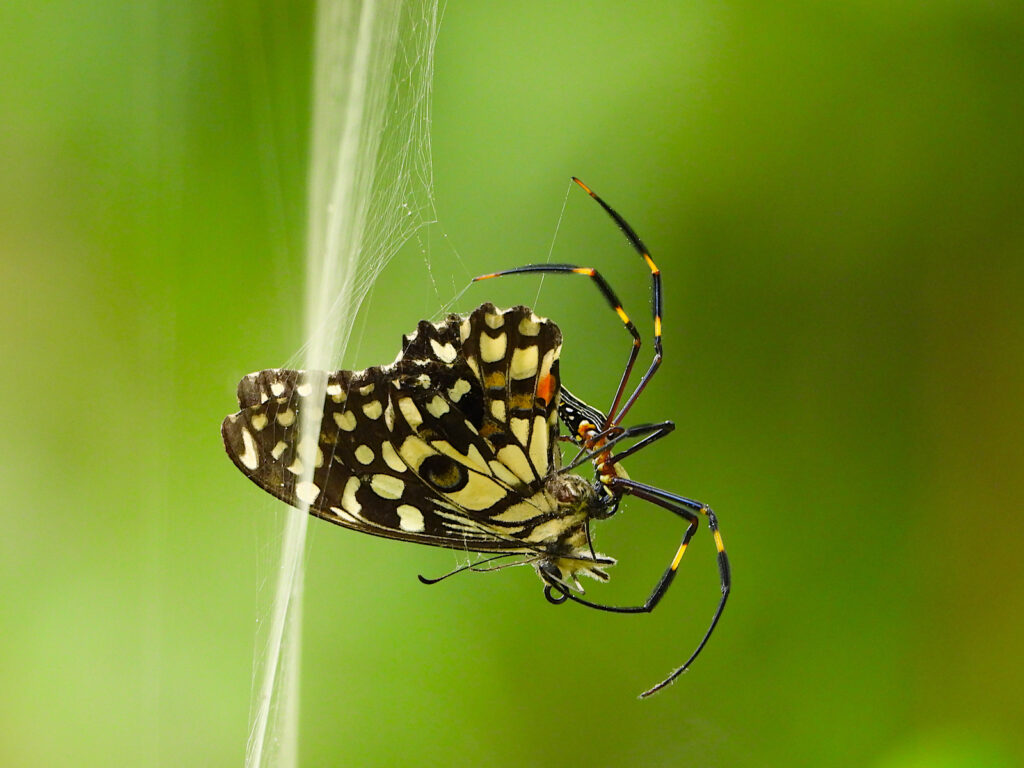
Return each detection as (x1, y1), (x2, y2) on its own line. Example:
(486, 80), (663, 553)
(244, 2), (441, 766)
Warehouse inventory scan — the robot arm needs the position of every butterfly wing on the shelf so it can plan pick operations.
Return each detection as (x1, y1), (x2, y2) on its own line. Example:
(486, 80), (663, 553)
(222, 303), (567, 553)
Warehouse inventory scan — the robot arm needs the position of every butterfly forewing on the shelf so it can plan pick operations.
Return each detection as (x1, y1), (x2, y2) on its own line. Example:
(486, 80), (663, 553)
(221, 303), (565, 552)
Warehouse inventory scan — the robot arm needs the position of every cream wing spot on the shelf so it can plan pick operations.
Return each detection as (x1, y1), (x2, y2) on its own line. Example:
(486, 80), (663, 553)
(519, 314), (542, 336)
(426, 395), (449, 418)
(527, 515), (578, 543)
(497, 445), (535, 484)
(296, 381), (312, 397)
(488, 459), (523, 488)
(362, 400), (383, 420)
(539, 348), (557, 379)
(429, 339), (457, 363)
(296, 440), (323, 468)
(287, 457), (304, 475)
(295, 481), (320, 505)
(480, 333), (507, 363)
(510, 417), (530, 448)
(342, 476), (362, 514)
(431, 441), (489, 474)
(354, 445), (374, 465)
(329, 506), (358, 524)
(398, 398), (423, 429)
(448, 379), (471, 402)
(529, 414), (549, 472)
(334, 411), (357, 431)
(484, 311), (504, 329)
(492, 500), (545, 523)
(550, 345), (562, 368)
(398, 435), (434, 471)
(276, 408), (295, 427)
(250, 413), (268, 432)
(490, 400), (506, 421)
(510, 345), (539, 380)
(396, 504), (425, 533)
(381, 442), (406, 472)
(359, 384), (375, 396)
(371, 474), (405, 500)
(446, 472), (509, 511)
(271, 441), (288, 460)
(239, 428), (259, 470)
(270, 381), (286, 397)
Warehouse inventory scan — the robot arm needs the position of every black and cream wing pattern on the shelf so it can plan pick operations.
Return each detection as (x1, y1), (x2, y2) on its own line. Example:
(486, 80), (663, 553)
(221, 303), (567, 553)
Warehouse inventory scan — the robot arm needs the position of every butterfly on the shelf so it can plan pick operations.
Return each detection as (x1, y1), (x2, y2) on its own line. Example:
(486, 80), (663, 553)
(222, 301), (614, 588)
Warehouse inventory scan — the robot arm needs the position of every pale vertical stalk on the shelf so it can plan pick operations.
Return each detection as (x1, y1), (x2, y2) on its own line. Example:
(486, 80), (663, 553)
(245, 1), (426, 766)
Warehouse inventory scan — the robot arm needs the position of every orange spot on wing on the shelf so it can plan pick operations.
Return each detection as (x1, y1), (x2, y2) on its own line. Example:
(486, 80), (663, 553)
(537, 373), (556, 405)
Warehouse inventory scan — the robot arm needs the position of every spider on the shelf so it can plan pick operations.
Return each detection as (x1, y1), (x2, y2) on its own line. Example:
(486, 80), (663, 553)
(467, 178), (731, 696)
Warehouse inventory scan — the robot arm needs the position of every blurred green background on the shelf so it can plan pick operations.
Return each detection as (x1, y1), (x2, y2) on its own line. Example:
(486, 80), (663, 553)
(2, 1), (1023, 766)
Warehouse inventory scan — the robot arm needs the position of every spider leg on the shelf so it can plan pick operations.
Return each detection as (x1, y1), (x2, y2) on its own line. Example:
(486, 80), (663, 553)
(601, 420), (675, 467)
(547, 478), (730, 698)
(545, 487), (700, 617)
(570, 178), (663, 428)
(617, 479), (730, 697)
(559, 420), (675, 474)
(474, 262), (642, 423)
